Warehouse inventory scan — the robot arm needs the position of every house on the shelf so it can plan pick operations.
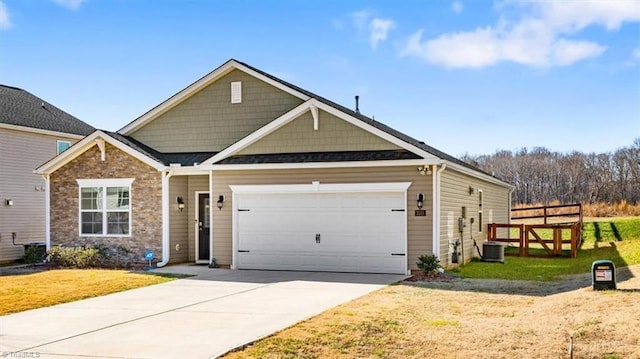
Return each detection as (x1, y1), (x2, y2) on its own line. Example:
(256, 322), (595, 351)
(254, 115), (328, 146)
(1, 85), (95, 263)
(35, 59), (512, 274)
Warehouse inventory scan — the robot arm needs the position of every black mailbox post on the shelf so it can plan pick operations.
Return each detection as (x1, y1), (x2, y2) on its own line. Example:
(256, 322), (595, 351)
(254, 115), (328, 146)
(591, 260), (616, 290)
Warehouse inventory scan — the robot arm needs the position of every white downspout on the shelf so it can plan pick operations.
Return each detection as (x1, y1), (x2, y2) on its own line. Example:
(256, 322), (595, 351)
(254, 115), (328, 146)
(434, 163), (447, 262)
(157, 169), (173, 267)
(42, 174), (51, 251)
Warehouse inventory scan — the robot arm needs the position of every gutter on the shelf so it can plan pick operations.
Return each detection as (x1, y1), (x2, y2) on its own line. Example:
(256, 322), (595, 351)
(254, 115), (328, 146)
(157, 169), (173, 267)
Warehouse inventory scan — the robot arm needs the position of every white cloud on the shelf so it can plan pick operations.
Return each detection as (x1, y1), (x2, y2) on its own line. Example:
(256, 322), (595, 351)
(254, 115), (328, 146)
(350, 9), (396, 49)
(633, 48), (640, 61)
(0, 1), (12, 30)
(51, 0), (85, 10)
(452, 1), (464, 14)
(550, 39), (606, 66)
(401, 0), (640, 69)
(369, 18), (396, 49)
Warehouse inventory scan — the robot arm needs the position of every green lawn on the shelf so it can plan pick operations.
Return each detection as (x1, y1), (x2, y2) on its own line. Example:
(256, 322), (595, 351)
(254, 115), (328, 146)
(452, 217), (640, 281)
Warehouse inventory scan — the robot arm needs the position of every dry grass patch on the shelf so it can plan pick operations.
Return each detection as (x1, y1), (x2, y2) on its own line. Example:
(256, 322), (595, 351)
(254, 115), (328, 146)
(0, 268), (174, 315)
(223, 266), (640, 359)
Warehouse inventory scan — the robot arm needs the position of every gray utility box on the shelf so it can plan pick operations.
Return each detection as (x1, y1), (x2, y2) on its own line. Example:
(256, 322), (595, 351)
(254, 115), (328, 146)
(482, 241), (505, 263)
(591, 260), (616, 290)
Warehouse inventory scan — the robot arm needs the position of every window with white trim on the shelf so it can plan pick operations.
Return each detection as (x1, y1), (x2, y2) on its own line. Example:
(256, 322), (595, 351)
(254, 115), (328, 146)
(478, 189), (483, 233)
(57, 140), (71, 154)
(77, 179), (134, 236)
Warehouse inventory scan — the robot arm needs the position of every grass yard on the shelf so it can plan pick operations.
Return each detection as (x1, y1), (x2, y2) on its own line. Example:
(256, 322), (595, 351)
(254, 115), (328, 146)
(223, 217), (640, 358)
(0, 269), (175, 315)
(454, 217), (640, 281)
(222, 265), (640, 359)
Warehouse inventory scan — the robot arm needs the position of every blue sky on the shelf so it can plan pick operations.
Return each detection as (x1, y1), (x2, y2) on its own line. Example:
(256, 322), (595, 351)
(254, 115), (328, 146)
(1, 0), (638, 157)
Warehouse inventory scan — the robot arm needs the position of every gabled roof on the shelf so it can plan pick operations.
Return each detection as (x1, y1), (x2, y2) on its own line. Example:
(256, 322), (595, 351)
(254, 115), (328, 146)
(0, 84), (95, 136)
(36, 130), (167, 175)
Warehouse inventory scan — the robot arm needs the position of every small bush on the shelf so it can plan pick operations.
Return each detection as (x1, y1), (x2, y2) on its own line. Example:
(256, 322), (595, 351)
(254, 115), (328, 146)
(47, 246), (103, 268)
(23, 245), (47, 264)
(416, 254), (441, 274)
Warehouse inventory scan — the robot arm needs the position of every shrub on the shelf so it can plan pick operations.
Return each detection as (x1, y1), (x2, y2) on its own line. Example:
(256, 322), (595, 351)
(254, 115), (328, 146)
(47, 246), (103, 268)
(416, 254), (441, 274)
(23, 245), (47, 264)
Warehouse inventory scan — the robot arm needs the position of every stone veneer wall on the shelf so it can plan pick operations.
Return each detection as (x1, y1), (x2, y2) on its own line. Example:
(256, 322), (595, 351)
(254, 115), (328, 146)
(50, 143), (163, 263)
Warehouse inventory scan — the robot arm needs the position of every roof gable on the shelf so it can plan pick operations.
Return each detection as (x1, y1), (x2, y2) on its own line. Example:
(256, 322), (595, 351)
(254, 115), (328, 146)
(36, 130), (166, 175)
(199, 99), (440, 167)
(237, 107), (401, 156)
(124, 68), (304, 153)
(0, 85), (95, 136)
(117, 59), (311, 135)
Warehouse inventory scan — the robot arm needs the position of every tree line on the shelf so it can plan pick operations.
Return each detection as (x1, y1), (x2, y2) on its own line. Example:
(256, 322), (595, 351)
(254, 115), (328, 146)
(461, 139), (640, 205)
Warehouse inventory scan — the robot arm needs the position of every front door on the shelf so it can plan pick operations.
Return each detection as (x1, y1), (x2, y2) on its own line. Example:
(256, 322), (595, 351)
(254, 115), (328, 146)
(197, 193), (210, 262)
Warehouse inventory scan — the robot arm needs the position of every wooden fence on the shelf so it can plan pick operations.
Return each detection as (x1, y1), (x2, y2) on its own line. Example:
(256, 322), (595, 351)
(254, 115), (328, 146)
(487, 203), (583, 258)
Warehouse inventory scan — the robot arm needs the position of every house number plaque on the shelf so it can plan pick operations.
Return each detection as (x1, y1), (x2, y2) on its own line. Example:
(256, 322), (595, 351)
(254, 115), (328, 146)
(414, 210), (426, 216)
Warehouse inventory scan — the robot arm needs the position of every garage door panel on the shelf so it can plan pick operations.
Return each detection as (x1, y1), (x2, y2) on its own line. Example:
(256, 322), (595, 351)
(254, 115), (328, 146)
(236, 190), (406, 274)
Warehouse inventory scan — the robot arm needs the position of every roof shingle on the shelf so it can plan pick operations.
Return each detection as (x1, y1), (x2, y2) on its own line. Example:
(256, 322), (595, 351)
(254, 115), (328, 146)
(0, 85), (95, 136)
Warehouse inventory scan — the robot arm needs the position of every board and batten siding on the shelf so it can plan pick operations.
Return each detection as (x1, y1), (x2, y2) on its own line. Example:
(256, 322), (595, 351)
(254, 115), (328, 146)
(238, 109), (401, 155)
(169, 176), (189, 263)
(439, 168), (510, 266)
(129, 69), (304, 153)
(0, 127), (80, 262)
(211, 167), (433, 271)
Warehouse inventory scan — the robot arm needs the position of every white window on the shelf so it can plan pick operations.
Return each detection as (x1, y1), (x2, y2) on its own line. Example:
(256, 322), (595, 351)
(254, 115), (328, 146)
(231, 81), (242, 103)
(57, 140), (71, 154)
(77, 179), (134, 236)
(478, 189), (483, 233)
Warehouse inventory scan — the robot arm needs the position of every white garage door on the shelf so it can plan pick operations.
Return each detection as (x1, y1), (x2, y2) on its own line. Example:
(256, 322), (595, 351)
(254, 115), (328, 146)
(235, 190), (407, 274)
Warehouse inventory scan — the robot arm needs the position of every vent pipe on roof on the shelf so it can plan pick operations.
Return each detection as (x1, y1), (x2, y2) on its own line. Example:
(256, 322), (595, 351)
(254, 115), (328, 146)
(355, 95), (360, 113)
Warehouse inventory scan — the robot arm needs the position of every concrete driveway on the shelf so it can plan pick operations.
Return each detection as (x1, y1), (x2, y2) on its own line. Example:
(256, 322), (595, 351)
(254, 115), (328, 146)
(0, 266), (406, 359)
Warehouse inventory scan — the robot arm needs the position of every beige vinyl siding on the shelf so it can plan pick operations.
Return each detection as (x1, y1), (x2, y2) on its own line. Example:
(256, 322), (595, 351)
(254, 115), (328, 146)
(439, 168), (510, 266)
(211, 167), (433, 271)
(169, 176), (189, 263)
(238, 109), (401, 155)
(129, 70), (304, 153)
(187, 175), (209, 262)
(0, 127), (79, 262)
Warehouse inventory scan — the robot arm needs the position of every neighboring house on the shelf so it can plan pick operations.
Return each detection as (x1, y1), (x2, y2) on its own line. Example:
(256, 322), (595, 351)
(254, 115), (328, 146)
(1, 85), (95, 263)
(36, 59), (512, 274)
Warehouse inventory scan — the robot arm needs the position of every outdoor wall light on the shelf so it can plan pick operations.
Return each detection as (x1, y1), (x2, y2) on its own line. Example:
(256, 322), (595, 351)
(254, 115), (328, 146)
(5, 199), (13, 206)
(216, 195), (224, 210)
(468, 186), (475, 195)
(417, 165), (432, 176)
(417, 193), (424, 209)
(176, 196), (185, 211)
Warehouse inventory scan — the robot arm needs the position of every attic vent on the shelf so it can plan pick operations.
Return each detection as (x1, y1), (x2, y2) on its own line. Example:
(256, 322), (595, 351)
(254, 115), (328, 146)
(231, 81), (242, 104)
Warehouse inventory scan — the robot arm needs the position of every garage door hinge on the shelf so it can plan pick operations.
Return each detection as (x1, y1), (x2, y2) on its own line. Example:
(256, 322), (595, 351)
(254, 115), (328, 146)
(238, 250), (250, 253)
(391, 253), (406, 256)
(391, 209), (405, 212)
(238, 209), (250, 212)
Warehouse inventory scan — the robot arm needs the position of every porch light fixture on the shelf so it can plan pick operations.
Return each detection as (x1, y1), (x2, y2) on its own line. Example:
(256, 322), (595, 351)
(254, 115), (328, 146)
(468, 186), (475, 195)
(417, 166), (432, 176)
(176, 196), (185, 211)
(417, 193), (424, 209)
(216, 195), (224, 210)
(5, 199), (13, 206)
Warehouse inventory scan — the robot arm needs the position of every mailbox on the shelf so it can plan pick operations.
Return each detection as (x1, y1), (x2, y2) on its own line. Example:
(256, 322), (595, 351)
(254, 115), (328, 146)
(591, 260), (616, 290)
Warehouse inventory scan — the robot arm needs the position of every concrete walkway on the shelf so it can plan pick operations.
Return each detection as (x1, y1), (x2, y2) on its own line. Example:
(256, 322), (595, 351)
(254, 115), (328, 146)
(0, 266), (406, 359)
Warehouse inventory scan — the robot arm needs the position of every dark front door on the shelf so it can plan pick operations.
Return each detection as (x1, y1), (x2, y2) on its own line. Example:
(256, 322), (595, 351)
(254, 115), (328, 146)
(198, 193), (210, 261)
